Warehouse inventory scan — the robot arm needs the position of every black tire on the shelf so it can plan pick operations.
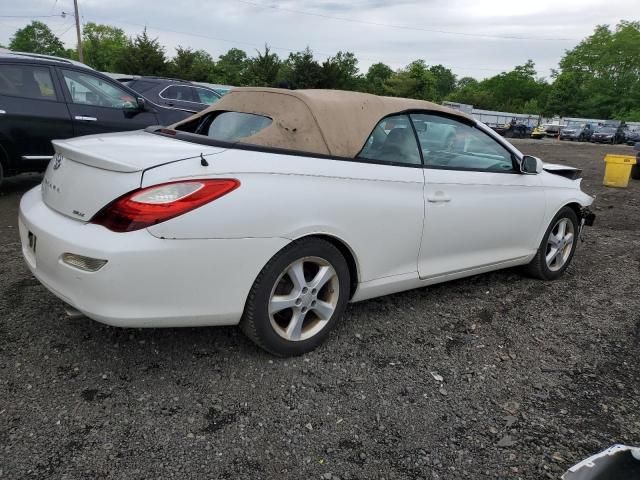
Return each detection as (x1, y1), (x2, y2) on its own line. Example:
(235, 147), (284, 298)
(0, 160), (4, 189)
(524, 207), (579, 281)
(240, 237), (350, 356)
(631, 163), (640, 180)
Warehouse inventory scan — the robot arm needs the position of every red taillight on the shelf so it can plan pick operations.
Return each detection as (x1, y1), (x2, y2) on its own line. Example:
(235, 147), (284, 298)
(91, 179), (240, 232)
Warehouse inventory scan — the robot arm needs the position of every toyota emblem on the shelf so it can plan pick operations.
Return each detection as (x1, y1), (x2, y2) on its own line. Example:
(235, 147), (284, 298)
(52, 153), (63, 170)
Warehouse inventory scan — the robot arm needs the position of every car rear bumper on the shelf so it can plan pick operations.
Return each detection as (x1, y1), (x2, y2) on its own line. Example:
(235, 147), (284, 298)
(19, 186), (289, 328)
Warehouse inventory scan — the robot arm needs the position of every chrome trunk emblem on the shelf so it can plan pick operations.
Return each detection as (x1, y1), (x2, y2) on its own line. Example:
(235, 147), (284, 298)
(52, 153), (63, 170)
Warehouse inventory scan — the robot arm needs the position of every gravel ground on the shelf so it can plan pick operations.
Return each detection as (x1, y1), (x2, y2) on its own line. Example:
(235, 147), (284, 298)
(1, 138), (639, 480)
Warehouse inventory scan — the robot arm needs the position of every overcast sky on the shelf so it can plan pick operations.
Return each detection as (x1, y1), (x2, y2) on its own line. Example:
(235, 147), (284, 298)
(0, 0), (636, 79)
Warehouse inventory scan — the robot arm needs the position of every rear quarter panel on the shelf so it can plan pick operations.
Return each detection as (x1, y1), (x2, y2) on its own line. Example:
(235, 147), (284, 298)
(143, 149), (425, 282)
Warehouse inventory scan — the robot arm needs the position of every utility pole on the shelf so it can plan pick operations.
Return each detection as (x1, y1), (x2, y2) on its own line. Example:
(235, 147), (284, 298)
(73, 0), (83, 62)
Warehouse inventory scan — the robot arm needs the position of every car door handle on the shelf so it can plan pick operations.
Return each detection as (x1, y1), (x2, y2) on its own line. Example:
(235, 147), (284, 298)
(427, 194), (452, 203)
(74, 116), (97, 121)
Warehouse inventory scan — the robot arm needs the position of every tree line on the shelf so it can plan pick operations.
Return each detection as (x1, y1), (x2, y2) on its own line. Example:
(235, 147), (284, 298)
(6, 20), (640, 121)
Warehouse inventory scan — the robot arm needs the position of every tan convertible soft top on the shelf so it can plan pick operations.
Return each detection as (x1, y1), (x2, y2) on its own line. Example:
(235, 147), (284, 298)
(171, 87), (473, 158)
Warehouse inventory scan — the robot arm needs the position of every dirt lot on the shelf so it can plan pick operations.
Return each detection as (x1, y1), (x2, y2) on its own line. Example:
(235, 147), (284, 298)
(1, 138), (639, 480)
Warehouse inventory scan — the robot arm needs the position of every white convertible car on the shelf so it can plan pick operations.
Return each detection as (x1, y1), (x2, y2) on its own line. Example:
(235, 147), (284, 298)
(19, 88), (595, 356)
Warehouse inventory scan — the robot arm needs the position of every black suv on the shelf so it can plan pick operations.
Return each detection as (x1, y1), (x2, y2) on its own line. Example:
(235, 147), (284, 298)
(0, 52), (193, 185)
(117, 76), (221, 113)
(591, 122), (627, 144)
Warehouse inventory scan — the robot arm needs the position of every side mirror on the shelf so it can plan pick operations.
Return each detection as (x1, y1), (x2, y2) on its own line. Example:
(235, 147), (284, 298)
(521, 155), (543, 174)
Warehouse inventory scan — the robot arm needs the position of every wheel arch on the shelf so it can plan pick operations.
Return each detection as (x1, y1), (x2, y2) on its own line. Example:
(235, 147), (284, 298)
(564, 201), (582, 220)
(292, 233), (360, 299)
(534, 199), (586, 248)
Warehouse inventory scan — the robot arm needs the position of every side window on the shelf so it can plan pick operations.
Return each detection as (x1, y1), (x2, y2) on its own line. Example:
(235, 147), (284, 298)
(0, 64), (57, 101)
(61, 69), (137, 109)
(124, 80), (156, 94)
(358, 114), (421, 166)
(161, 85), (195, 102)
(410, 113), (515, 172)
(193, 87), (220, 105)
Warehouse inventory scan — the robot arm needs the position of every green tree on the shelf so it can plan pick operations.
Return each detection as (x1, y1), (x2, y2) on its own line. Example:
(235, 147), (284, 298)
(319, 51), (360, 90)
(543, 71), (585, 116)
(169, 47), (216, 81)
(385, 60), (436, 100)
(447, 61), (547, 113)
(479, 60), (547, 112)
(549, 21), (640, 118)
(244, 45), (281, 86)
(429, 64), (456, 101)
(115, 29), (167, 76)
(456, 77), (478, 90)
(365, 62), (393, 95)
(214, 48), (248, 85)
(9, 21), (66, 57)
(81, 23), (127, 71)
(280, 47), (322, 89)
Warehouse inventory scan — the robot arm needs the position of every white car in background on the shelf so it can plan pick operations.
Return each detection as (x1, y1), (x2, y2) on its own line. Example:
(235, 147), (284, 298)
(19, 88), (595, 356)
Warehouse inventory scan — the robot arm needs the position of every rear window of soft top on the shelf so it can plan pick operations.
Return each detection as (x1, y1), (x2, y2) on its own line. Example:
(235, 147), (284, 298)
(176, 111), (272, 142)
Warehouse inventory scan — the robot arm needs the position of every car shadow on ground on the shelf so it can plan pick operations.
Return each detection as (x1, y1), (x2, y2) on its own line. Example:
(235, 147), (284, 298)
(37, 266), (523, 367)
(0, 172), (42, 196)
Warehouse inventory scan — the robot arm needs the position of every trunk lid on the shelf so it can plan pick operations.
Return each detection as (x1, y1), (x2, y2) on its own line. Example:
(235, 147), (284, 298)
(52, 130), (224, 173)
(43, 130), (225, 220)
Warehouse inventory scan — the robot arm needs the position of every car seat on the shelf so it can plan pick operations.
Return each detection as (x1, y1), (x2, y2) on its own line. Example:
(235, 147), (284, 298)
(379, 128), (420, 164)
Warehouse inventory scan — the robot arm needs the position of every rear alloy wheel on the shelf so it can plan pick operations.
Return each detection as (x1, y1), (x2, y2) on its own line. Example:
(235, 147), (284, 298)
(241, 238), (350, 356)
(525, 207), (579, 280)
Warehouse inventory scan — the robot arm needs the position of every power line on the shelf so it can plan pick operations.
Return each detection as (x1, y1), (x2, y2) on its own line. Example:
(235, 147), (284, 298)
(234, 0), (578, 42)
(0, 14), (64, 18)
(54, 23), (75, 37)
(48, 0), (59, 16)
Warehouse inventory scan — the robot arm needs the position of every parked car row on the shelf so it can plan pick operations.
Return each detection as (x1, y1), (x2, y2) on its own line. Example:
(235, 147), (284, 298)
(626, 127), (640, 146)
(531, 124), (564, 139)
(590, 122), (628, 144)
(491, 121), (531, 138)
(0, 52), (235, 185)
(532, 121), (637, 144)
(559, 122), (594, 141)
(114, 75), (222, 112)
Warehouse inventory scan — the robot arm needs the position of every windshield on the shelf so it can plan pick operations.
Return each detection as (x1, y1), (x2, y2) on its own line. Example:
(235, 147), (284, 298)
(597, 127), (616, 133)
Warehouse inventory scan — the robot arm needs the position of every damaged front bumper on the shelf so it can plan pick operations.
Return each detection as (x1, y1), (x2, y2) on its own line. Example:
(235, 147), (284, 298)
(578, 207), (596, 241)
(580, 207), (596, 227)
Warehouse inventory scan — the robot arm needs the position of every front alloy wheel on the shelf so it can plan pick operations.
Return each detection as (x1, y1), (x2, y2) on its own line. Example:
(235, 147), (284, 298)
(545, 218), (575, 272)
(525, 206), (579, 280)
(241, 238), (350, 356)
